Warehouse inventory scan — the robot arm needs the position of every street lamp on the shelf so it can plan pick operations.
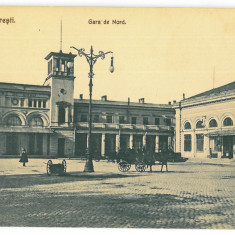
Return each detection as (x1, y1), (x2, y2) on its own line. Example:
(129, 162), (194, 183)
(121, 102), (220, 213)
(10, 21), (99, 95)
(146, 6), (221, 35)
(71, 45), (114, 172)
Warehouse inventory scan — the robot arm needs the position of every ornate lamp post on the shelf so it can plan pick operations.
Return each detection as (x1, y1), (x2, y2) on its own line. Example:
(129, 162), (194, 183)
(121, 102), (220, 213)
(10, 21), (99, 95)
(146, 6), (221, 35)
(71, 45), (114, 172)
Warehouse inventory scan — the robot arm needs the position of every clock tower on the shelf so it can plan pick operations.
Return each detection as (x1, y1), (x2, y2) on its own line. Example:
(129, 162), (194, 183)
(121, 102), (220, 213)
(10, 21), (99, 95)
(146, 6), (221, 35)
(44, 51), (77, 127)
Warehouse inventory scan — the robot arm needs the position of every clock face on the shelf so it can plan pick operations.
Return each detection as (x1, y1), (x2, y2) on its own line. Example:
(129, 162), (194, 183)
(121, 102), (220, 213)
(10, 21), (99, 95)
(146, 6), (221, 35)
(60, 88), (67, 95)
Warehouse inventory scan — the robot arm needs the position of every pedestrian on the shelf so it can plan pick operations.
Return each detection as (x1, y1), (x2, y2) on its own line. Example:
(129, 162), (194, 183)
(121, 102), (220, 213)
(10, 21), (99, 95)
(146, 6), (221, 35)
(19, 148), (28, 167)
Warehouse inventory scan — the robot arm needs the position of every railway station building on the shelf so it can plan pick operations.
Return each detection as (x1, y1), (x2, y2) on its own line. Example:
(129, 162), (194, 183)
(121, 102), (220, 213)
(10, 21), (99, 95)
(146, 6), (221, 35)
(175, 82), (235, 159)
(0, 50), (175, 158)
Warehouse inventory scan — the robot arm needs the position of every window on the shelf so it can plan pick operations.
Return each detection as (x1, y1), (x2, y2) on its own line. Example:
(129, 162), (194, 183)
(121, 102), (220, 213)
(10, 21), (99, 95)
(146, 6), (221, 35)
(43, 101), (46, 108)
(107, 115), (113, 123)
(33, 100), (37, 108)
(119, 116), (125, 124)
(143, 117), (148, 125)
(56, 58), (60, 71)
(184, 122), (191, 130)
(29, 117), (43, 127)
(196, 120), (204, 129)
(155, 118), (160, 125)
(7, 115), (22, 126)
(61, 59), (65, 71)
(38, 101), (42, 108)
(28, 100), (32, 107)
(165, 118), (171, 126)
(20, 99), (24, 107)
(196, 134), (204, 152)
(131, 117), (137, 124)
(93, 115), (99, 123)
(209, 119), (218, 128)
(48, 60), (52, 74)
(223, 117), (233, 126)
(184, 134), (191, 152)
(81, 114), (88, 122)
(58, 107), (65, 124)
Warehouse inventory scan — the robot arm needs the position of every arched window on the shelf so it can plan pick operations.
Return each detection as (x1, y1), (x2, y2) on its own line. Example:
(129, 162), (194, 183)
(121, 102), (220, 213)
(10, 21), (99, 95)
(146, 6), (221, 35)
(29, 117), (43, 127)
(209, 119), (218, 128)
(196, 120), (204, 129)
(7, 115), (22, 126)
(184, 122), (191, 130)
(223, 117), (233, 126)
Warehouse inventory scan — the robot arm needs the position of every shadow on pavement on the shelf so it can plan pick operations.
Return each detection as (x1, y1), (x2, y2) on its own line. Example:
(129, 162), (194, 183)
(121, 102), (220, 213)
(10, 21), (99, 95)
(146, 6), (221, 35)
(0, 172), (140, 189)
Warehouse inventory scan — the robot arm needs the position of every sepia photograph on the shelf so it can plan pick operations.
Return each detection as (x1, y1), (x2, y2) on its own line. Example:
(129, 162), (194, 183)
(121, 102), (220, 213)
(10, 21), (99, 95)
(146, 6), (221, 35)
(0, 5), (234, 230)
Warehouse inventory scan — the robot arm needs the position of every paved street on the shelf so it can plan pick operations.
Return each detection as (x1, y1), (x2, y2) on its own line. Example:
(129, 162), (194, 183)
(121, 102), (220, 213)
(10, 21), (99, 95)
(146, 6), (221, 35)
(0, 158), (234, 229)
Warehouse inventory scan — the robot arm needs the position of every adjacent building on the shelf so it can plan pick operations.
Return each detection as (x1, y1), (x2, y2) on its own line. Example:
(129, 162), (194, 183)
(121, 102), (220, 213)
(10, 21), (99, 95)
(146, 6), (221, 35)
(175, 82), (235, 159)
(0, 50), (175, 158)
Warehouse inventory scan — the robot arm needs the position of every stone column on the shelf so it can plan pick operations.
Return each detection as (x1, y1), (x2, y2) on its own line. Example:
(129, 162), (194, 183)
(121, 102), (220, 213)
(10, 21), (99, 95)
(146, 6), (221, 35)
(116, 132), (120, 152)
(129, 134), (133, 149)
(56, 105), (59, 126)
(143, 134), (147, 149)
(192, 131), (196, 157)
(101, 133), (105, 156)
(65, 107), (69, 124)
(155, 135), (159, 152)
(204, 135), (210, 157)
(168, 136), (172, 149)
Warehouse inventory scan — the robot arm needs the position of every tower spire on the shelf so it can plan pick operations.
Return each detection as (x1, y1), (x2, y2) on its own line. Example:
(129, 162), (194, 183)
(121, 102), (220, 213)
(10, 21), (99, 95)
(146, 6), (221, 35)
(60, 19), (62, 52)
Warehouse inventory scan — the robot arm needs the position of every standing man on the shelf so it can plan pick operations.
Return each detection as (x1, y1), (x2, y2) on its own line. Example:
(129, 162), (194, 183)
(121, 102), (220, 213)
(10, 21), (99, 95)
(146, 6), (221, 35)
(19, 148), (28, 167)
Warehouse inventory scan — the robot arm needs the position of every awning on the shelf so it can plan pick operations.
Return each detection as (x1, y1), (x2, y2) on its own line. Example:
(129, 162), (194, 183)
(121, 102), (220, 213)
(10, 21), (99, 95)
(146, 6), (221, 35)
(205, 129), (235, 137)
(0, 127), (53, 134)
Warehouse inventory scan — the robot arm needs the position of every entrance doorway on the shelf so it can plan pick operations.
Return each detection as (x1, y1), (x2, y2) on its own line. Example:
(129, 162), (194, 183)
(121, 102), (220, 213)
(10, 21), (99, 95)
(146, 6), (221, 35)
(6, 133), (18, 155)
(58, 138), (65, 157)
(223, 136), (233, 158)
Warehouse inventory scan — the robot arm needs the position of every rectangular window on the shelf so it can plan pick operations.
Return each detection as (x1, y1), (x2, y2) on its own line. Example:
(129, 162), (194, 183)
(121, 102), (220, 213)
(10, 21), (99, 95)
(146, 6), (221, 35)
(43, 101), (46, 108)
(184, 134), (192, 152)
(20, 99), (24, 107)
(143, 117), (148, 125)
(165, 118), (171, 126)
(48, 60), (52, 74)
(119, 116), (125, 124)
(81, 114), (88, 122)
(93, 115), (99, 123)
(196, 134), (204, 152)
(61, 59), (65, 71)
(28, 99), (32, 107)
(38, 100), (42, 108)
(33, 100), (37, 108)
(155, 118), (160, 125)
(131, 117), (137, 124)
(107, 115), (113, 123)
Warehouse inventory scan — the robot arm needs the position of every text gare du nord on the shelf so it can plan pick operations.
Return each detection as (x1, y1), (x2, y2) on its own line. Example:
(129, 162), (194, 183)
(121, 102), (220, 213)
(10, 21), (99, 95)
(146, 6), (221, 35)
(88, 19), (126, 25)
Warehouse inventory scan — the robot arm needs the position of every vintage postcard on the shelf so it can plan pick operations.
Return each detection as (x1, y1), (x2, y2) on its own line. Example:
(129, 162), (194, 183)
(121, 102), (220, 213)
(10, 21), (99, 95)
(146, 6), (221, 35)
(0, 6), (234, 229)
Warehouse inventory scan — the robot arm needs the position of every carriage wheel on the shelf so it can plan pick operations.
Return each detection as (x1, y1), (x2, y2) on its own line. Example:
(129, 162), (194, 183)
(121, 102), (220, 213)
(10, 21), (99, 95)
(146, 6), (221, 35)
(135, 162), (146, 172)
(62, 160), (67, 174)
(118, 161), (131, 172)
(47, 160), (52, 176)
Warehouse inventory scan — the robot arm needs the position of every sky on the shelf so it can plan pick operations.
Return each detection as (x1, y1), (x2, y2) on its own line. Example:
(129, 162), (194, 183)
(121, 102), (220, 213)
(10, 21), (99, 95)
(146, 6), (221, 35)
(0, 7), (235, 104)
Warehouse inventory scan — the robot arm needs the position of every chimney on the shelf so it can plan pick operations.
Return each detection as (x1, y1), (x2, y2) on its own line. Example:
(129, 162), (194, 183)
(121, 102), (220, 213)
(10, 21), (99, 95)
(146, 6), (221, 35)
(173, 100), (176, 104)
(101, 95), (107, 101)
(168, 101), (171, 105)
(80, 94), (83, 100)
(183, 93), (185, 100)
(139, 98), (145, 103)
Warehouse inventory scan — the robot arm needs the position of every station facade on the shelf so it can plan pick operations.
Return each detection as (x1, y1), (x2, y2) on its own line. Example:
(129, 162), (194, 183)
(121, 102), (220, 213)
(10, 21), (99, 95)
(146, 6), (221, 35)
(0, 50), (175, 158)
(175, 82), (235, 159)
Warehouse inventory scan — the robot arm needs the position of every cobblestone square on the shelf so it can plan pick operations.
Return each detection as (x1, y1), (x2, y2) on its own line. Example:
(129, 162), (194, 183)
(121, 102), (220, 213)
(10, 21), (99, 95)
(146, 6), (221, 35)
(0, 158), (234, 229)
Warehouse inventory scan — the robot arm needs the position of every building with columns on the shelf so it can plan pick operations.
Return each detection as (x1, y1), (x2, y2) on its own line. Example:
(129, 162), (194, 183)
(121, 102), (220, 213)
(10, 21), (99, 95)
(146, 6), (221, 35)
(175, 82), (235, 159)
(0, 50), (175, 158)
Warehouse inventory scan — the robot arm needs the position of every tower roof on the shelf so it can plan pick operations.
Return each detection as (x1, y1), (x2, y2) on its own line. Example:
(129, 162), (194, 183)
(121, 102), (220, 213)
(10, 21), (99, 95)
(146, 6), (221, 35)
(45, 51), (77, 60)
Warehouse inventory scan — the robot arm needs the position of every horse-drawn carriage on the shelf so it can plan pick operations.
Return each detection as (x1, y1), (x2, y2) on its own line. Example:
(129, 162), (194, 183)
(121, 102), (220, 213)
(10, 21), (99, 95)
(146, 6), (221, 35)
(114, 148), (187, 172)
